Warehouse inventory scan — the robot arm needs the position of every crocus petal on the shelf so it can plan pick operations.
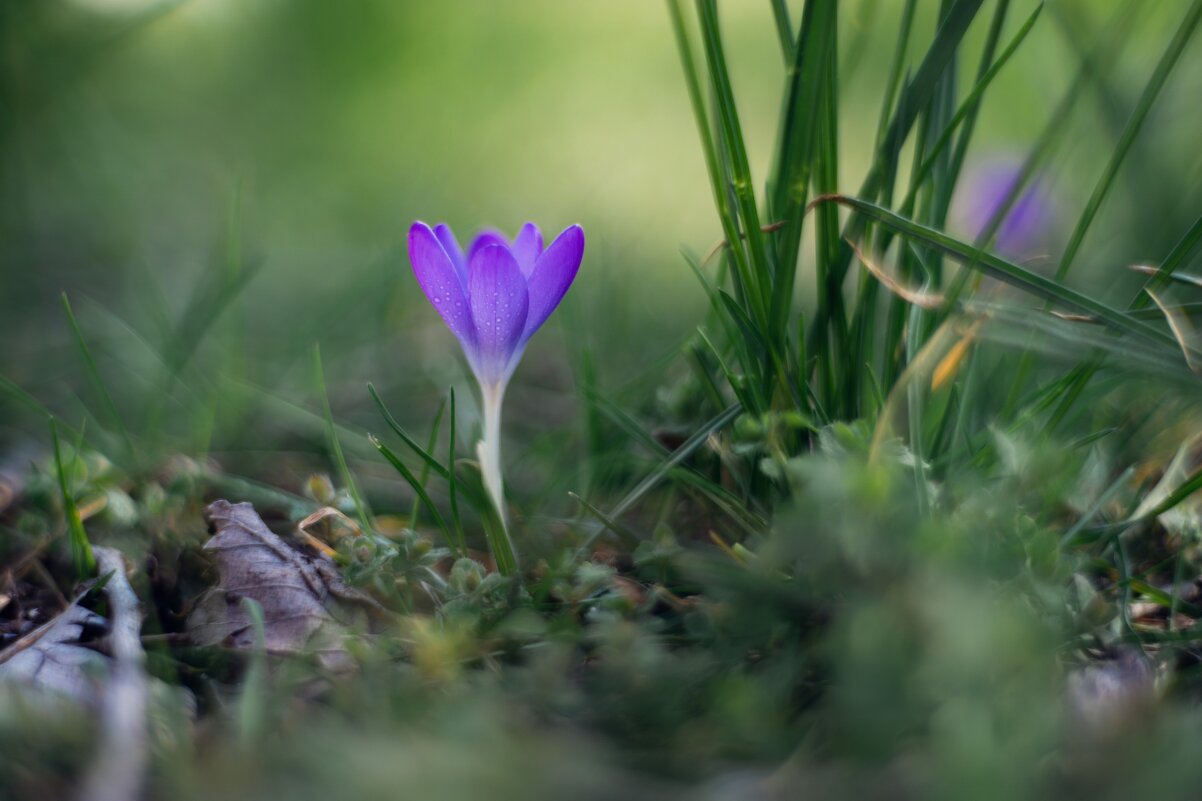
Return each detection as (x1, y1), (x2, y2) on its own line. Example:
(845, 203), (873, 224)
(510, 223), (544, 277)
(408, 222), (478, 353)
(521, 224), (584, 343)
(469, 244), (529, 384)
(467, 229), (509, 268)
(433, 223), (468, 289)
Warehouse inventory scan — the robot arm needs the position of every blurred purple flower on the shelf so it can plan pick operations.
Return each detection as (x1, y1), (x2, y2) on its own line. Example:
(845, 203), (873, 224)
(958, 161), (1052, 257)
(408, 221), (585, 388)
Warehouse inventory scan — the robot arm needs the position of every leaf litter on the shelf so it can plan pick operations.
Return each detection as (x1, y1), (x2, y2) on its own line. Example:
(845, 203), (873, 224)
(186, 499), (386, 675)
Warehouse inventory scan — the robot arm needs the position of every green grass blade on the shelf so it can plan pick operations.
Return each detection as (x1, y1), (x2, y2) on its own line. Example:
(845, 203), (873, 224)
(695, 0), (772, 329)
(946, 0), (1015, 189)
(236, 597), (267, 745)
(667, 0), (755, 311)
(313, 345), (372, 535)
(50, 417), (95, 579)
(1131, 212), (1202, 306)
(0, 373), (55, 419)
(768, 0), (837, 341)
(1054, 0), (1202, 282)
(409, 397), (446, 530)
(447, 387), (466, 555)
(608, 403), (741, 522)
(367, 382), (488, 515)
(587, 390), (763, 532)
(873, 0), (918, 153)
(901, 3), (1043, 213)
(815, 195), (1176, 350)
(770, 0), (794, 62)
(865, 0), (986, 198)
(367, 382), (451, 482)
(821, 0), (986, 371)
(369, 435), (453, 548)
(61, 293), (136, 465)
(570, 491), (641, 553)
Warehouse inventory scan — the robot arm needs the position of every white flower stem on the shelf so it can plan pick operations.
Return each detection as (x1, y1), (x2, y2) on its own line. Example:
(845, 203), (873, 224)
(477, 380), (518, 573)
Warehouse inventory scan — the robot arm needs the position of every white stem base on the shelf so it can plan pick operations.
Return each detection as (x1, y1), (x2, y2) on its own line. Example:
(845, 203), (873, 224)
(477, 381), (508, 529)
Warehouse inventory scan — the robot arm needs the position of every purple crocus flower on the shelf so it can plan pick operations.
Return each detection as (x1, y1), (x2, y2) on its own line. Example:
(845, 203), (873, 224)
(408, 221), (584, 388)
(957, 160), (1053, 258)
(407, 220), (584, 535)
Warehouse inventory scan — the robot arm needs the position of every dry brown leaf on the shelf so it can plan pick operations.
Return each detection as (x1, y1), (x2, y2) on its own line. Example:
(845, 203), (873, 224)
(0, 603), (107, 705)
(1067, 649), (1157, 736)
(186, 499), (380, 674)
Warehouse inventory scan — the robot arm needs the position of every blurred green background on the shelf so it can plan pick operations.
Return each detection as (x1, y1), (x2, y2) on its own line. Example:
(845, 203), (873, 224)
(2, 0), (1200, 483)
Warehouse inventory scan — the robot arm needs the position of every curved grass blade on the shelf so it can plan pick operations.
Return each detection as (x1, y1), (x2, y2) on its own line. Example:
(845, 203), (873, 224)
(367, 382), (450, 481)
(369, 435), (452, 548)
(812, 195), (1176, 350)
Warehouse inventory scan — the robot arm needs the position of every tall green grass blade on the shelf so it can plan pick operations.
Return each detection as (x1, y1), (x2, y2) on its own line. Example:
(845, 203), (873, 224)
(693, 327), (746, 410)
(367, 382), (489, 511)
(901, 3), (1043, 214)
(768, 0), (837, 345)
(313, 345), (371, 535)
(683, 250), (764, 413)
(667, 0), (754, 311)
(862, 0), (986, 199)
(873, 0), (918, 153)
(369, 435), (453, 548)
(409, 397), (446, 530)
(946, 1), (1140, 309)
(50, 417), (95, 579)
(447, 387), (466, 555)
(946, 0), (1015, 192)
(770, 0), (794, 62)
(61, 293), (136, 465)
(236, 597), (267, 745)
(367, 382), (451, 482)
(1055, 0), (1202, 282)
(906, 304), (929, 517)
(695, 0), (771, 330)
(821, 0), (986, 381)
(813, 24), (846, 412)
